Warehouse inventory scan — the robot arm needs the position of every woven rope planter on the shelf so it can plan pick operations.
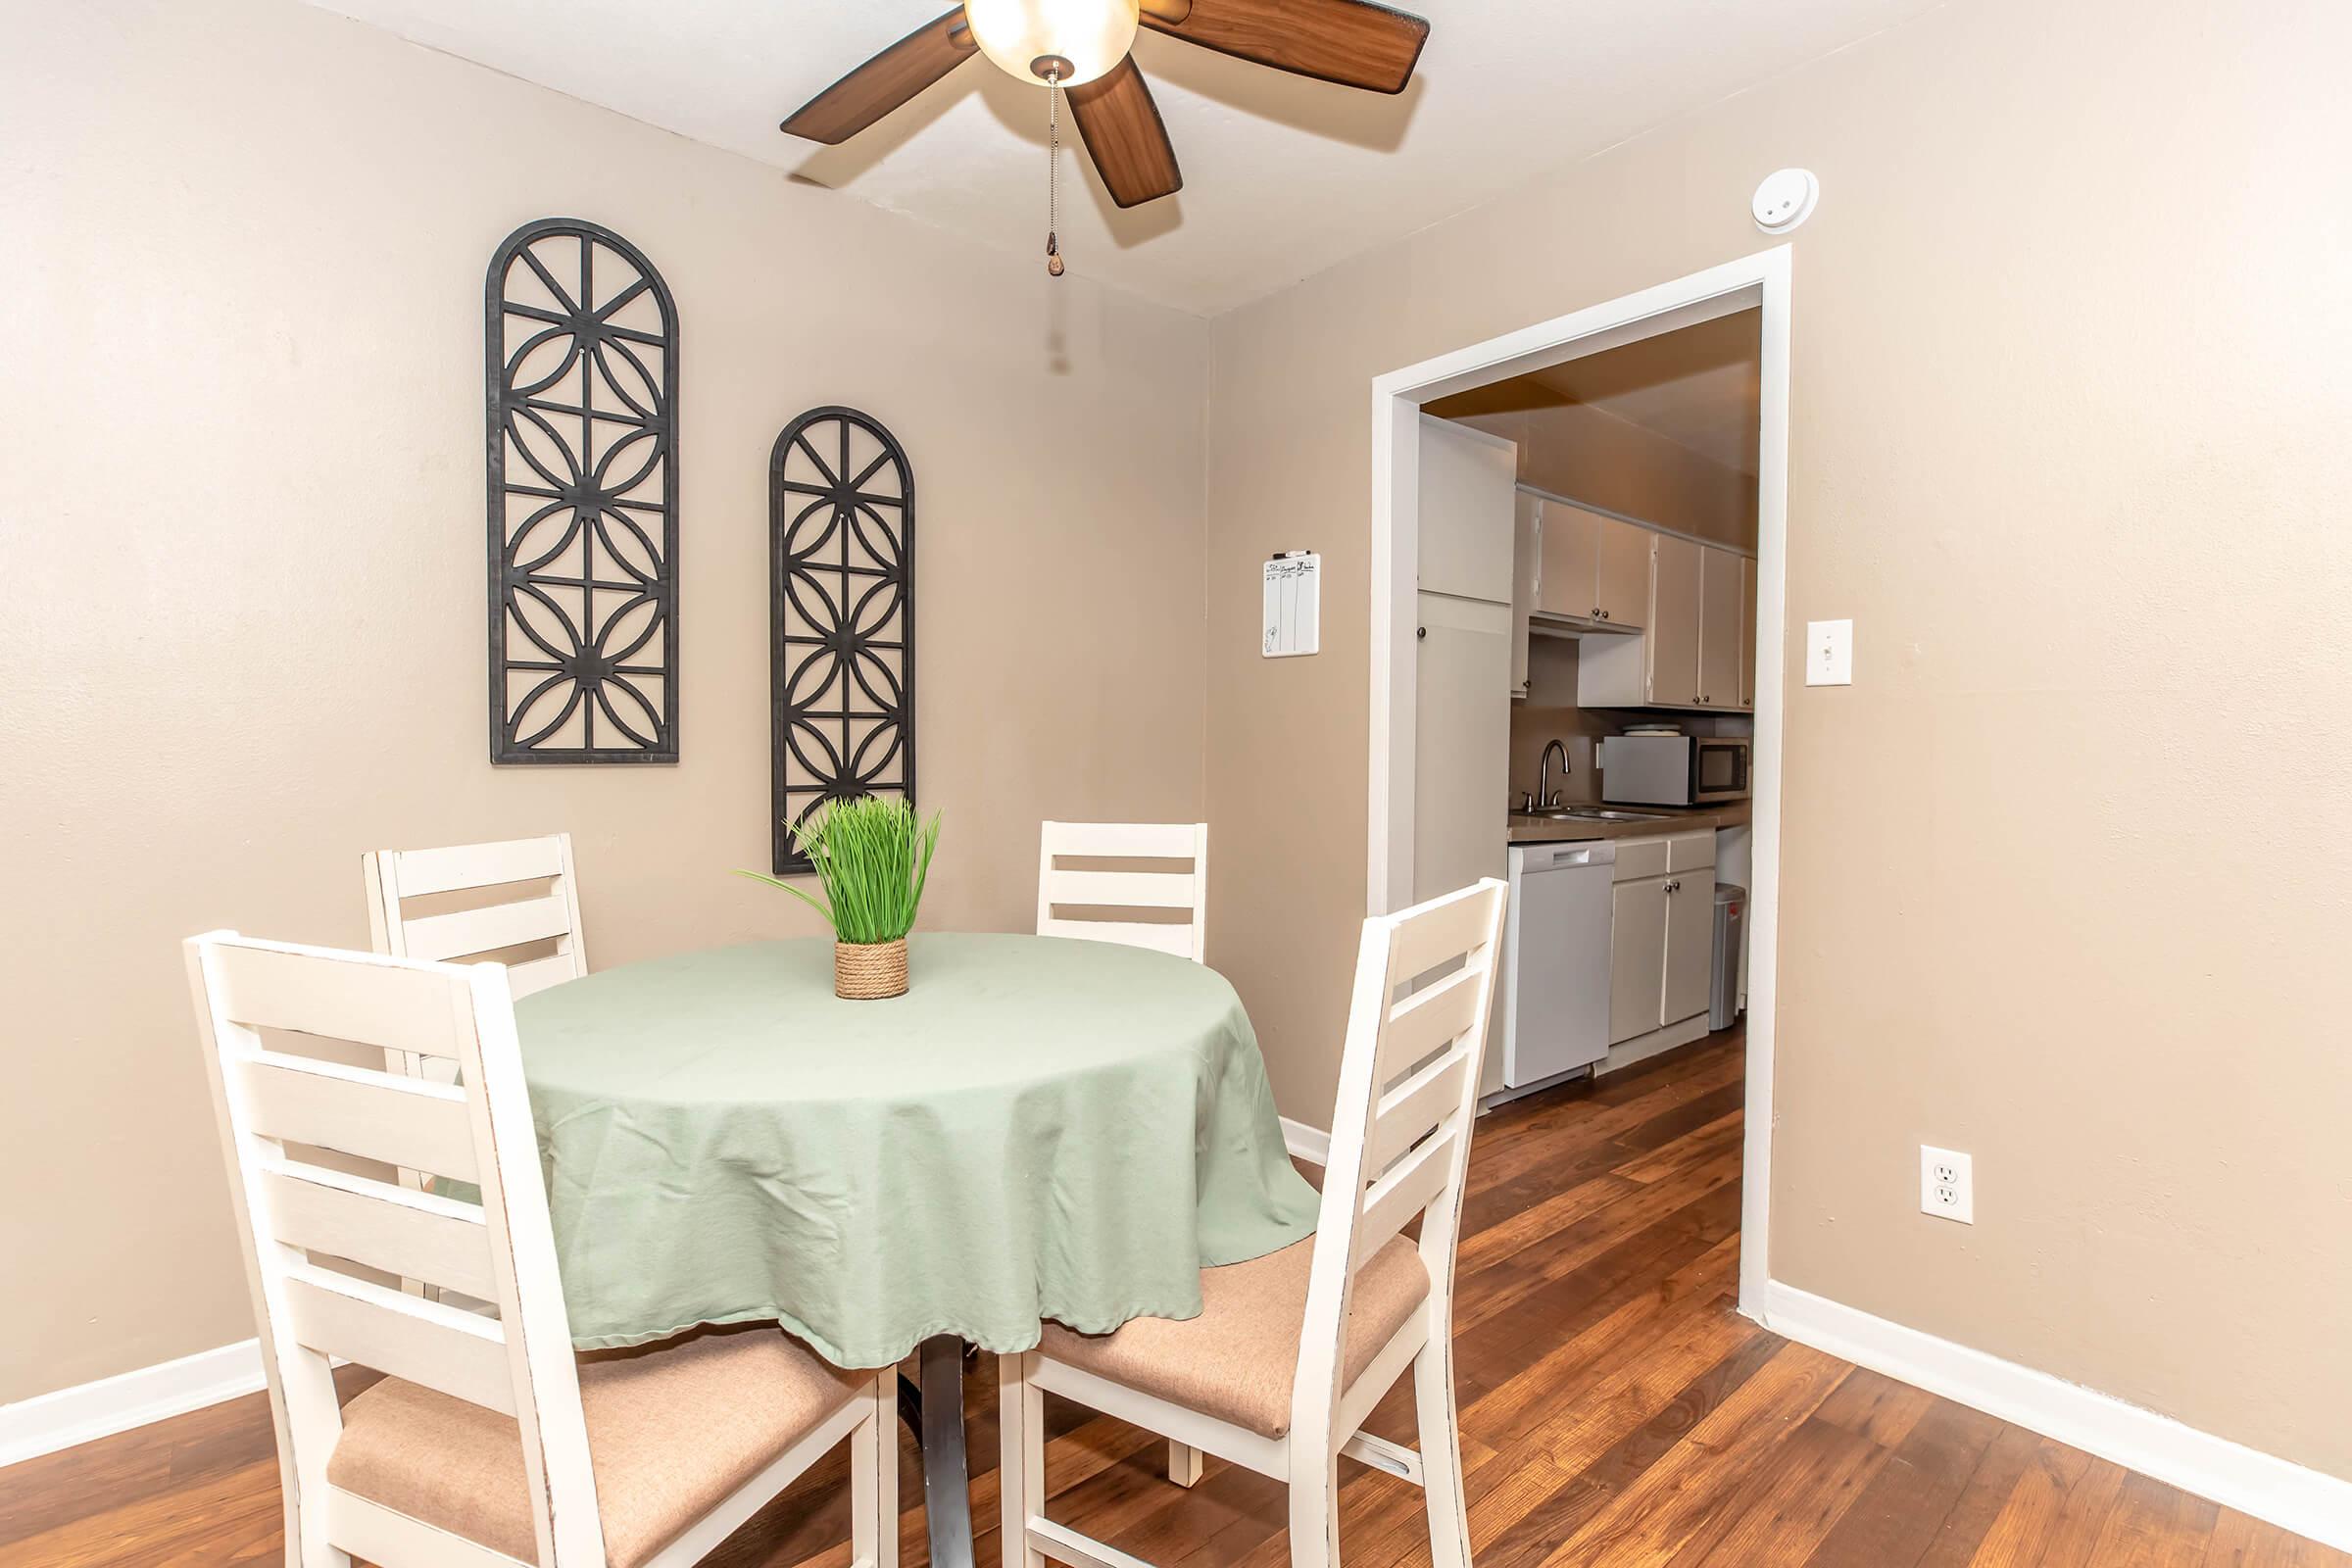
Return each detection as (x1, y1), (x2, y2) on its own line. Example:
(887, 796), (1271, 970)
(834, 938), (908, 1000)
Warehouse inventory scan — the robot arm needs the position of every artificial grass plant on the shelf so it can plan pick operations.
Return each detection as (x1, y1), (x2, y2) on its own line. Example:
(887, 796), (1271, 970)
(735, 794), (942, 945)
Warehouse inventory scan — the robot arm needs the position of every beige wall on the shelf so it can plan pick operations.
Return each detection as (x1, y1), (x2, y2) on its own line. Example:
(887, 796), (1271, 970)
(1204, 0), (2352, 1484)
(0, 0), (1209, 1403)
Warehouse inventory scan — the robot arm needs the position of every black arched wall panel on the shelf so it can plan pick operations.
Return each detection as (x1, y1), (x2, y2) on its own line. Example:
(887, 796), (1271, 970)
(769, 407), (915, 874)
(486, 218), (679, 763)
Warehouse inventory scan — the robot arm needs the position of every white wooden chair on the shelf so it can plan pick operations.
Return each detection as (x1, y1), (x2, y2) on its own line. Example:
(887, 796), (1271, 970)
(363, 833), (588, 1006)
(1035, 818), (1214, 1487)
(184, 931), (898, 1568)
(363, 834), (589, 1295)
(1035, 821), (1210, 963)
(1000, 877), (1509, 1568)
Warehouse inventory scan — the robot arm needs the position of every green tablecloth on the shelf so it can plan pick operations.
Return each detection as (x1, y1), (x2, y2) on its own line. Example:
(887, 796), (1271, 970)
(514, 933), (1319, 1366)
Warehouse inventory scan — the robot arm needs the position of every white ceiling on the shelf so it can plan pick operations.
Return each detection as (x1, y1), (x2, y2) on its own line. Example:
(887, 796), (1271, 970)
(302, 0), (1936, 316)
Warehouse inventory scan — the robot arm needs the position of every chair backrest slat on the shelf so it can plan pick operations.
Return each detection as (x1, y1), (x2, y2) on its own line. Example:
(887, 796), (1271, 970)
(186, 932), (607, 1566)
(211, 941), (474, 1060)
(399, 894), (575, 964)
(263, 1166), (498, 1302)
(1288, 879), (1508, 1448)
(388, 836), (569, 898)
(1373, 963), (1482, 1083)
(1043, 918), (1199, 958)
(505, 951), (583, 1001)
(282, 1267), (518, 1416)
(236, 1054), (479, 1183)
(1387, 889), (1501, 986)
(1364, 1046), (1473, 1175)
(1035, 821), (1210, 964)
(1352, 1125), (1460, 1266)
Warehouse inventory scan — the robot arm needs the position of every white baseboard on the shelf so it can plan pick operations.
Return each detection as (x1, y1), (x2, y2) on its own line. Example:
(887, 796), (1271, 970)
(1761, 1281), (2352, 1554)
(0, 1339), (265, 1470)
(1279, 1116), (1329, 1166)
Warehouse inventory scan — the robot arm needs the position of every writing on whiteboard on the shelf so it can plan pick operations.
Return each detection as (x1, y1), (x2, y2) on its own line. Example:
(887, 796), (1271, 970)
(1263, 553), (1320, 658)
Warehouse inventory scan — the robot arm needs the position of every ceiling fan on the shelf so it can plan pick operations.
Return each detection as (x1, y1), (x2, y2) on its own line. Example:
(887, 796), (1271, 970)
(779, 0), (1432, 214)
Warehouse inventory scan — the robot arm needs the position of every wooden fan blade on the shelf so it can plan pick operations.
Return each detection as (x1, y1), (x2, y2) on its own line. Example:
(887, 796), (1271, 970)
(1066, 57), (1184, 209)
(1142, 0), (1429, 95)
(781, 8), (976, 144)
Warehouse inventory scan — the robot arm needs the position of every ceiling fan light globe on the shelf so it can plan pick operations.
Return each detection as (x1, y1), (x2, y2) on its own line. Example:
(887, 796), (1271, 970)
(964, 0), (1140, 85)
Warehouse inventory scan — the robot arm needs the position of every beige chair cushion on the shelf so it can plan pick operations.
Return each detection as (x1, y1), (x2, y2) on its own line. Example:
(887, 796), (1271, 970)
(1037, 1235), (1430, 1439)
(326, 1323), (864, 1568)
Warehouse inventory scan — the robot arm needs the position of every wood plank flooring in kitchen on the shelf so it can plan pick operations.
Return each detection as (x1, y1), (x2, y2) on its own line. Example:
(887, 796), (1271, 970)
(3, 1028), (2339, 1567)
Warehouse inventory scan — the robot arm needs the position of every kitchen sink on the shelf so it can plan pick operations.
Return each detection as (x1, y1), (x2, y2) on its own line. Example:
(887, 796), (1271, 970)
(1514, 806), (1673, 823)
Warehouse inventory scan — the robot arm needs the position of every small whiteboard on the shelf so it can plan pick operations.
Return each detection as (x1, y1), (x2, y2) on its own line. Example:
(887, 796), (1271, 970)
(1262, 552), (1320, 658)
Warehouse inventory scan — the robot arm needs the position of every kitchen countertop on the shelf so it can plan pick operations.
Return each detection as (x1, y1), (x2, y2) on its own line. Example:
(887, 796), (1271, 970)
(1507, 798), (1752, 846)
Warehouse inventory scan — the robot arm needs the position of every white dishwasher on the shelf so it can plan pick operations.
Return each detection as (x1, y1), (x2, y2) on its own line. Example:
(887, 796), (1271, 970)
(1499, 838), (1615, 1091)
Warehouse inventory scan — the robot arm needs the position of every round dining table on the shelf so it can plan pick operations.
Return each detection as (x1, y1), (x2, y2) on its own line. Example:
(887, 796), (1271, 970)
(511, 931), (1320, 1567)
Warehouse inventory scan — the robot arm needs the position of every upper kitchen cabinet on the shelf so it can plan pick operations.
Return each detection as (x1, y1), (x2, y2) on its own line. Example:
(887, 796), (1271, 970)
(1595, 514), (1650, 627)
(1510, 492), (1539, 697)
(1577, 530), (1757, 711)
(1417, 416), (1516, 605)
(1533, 498), (1648, 629)
(1739, 555), (1758, 709)
(1697, 545), (1742, 710)
(1536, 498), (1596, 620)
(1648, 534), (1703, 707)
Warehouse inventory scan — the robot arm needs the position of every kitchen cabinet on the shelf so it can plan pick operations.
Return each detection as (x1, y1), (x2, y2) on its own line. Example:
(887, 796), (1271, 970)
(1535, 499), (1596, 620)
(1417, 416), (1517, 603)
(1533, 498), (1648, 628)
(1608, 831), (1718, 1044)
(1510, 492), (1539, 698)
(1413, 591), (1510, 907)
(1697, 546), (1742, 710)
(1607, 876), (1670, 1045)
(1575, 530), (1757, 712)
(1595, 515), (1650, 627)
(1646, 534), (1701, 707)
(1661, 867), (1716, 1024)
(1738, 556), (1758, 709)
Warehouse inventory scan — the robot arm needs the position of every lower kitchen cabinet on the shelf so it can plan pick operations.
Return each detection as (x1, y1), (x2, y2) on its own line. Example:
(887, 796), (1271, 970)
(1608, 832), (1718, 1044)
(1608, 876), (1670, 1044)
(1662, 867), (1716, 1023)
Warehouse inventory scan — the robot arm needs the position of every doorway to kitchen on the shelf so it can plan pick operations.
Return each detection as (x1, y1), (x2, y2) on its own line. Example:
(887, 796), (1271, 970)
(1365, 246), (1790, 1314)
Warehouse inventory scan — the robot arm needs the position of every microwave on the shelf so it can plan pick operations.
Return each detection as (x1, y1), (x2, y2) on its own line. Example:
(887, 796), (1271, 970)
(1597, 733), (1751, 807)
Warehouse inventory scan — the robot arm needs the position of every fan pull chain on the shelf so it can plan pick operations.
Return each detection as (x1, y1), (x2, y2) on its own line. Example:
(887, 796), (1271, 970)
(1045, 72), (1066, 277)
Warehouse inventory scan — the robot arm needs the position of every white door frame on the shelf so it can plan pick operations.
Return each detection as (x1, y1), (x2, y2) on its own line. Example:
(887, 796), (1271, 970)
(1367, 244), (1792, 1315)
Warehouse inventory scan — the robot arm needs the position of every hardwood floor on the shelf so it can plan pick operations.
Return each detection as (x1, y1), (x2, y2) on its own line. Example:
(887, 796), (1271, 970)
(3, 1029), (2337, 1567)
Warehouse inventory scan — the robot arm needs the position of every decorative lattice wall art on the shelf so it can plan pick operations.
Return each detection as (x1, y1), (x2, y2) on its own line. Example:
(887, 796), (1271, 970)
(769, 407), (915, 874)
(485, 218), (678, 763)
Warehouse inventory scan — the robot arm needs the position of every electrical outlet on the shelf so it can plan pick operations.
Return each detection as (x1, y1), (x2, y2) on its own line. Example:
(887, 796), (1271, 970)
(1920, 1146), (1974, 1224)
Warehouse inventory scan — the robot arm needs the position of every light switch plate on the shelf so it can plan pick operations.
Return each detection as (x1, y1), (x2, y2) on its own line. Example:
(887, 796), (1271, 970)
(1806, 619), (1853, 686)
